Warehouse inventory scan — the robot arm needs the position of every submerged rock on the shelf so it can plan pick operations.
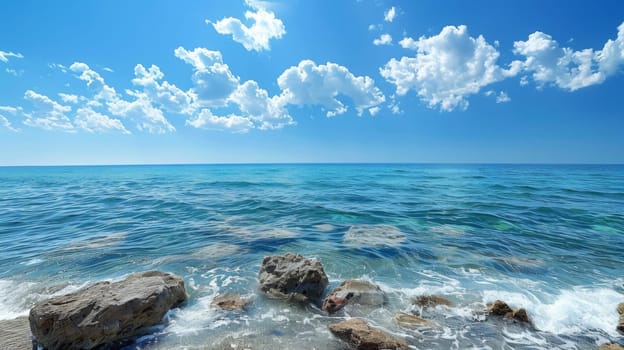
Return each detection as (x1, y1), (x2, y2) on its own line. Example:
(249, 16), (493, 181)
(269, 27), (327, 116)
(29, 271), (188, 350)
(0, 316), (33, 350)
(394, 312), (433, 329)
(211, 293), (250, 311)
(258, 253), (328, 303)
(486, 300), (531, 324)
(343, 225), (406, 247)
(600, 343), (624, 350)
(328, 318), (408, 350)
(322, 279), (385, 313)
(413, 295), (453, 308)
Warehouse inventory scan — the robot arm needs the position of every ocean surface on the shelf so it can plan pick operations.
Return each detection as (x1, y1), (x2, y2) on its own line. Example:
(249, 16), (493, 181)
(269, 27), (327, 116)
(1, 164), (623, 349)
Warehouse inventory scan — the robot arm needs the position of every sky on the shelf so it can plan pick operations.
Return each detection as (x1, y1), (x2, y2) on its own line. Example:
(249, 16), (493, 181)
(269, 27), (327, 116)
(1, 0), (623, 165)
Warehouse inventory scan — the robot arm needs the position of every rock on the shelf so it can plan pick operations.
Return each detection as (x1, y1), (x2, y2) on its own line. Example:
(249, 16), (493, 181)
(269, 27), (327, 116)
(258, 253), (328, 303)
(211, 293), (250, 311)
(486, 300), (531, 324)
(29, 271), (188, 350)
(618, 303), (624, 334)
(600, 343), (624, 350)
(0, 316), (33, 350)
(487, 300), (514, 317)
(322, 279), (385, 313)
(413, 295), (453, 308)
(394, 312), (433, 329)
(512, 308), (530, 323)
(328, 318), (408, 350)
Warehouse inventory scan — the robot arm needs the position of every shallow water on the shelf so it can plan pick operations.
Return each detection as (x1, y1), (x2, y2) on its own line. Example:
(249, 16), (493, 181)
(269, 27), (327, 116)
(1, 164), (623, 349)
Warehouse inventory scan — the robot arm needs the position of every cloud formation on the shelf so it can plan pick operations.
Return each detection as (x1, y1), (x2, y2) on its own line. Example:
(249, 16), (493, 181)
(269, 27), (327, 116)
(513, 22), (624, 90)
(0, 50), (23, 63)
(373, 33), (392, 46)
(381, 25), (520, 111)
(278, 60), (386, 117)
(22, 90), (74, 132)
(210, 0), (285, 52)
(384, 7), (396, 22)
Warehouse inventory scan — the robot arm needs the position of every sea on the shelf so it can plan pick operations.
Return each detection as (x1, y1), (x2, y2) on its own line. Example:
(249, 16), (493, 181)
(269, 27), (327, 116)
(0, 164), (623, 349)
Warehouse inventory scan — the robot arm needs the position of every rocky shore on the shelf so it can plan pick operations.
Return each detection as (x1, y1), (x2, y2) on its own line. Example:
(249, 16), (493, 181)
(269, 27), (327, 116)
(3, 253), (623, 349)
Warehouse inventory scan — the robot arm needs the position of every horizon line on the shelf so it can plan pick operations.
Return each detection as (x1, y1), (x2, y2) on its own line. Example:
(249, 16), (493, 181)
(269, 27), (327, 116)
(1, 161), (623, 168)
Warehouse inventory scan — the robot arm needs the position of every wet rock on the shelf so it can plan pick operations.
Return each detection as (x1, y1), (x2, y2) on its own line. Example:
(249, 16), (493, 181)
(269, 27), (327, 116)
(394, 312), (433, 329)
(600, 343), (624, 350)
(211, 293), (250, 311)
(413, 295), (453, 308)
(258, 253), (328, 303)
(322, 279), (385, 313)
(618, 302), (624, 334)
(486, 300), (531, 324)
(29, 271), (188, 350)
(328, 318), (408, 350)
(487, 300), (514, 316)
(0, 316), (33, 350)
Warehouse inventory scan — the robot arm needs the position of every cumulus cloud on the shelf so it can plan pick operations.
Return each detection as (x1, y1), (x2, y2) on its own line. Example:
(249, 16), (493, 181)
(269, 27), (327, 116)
(0, 50), (23, 63)
(513, 22), (624, 91)
(384, 6), (397, 22)
(381, 25), (520, 111)
(373, 33), (393, 46)
(0, 114), (17, 131)
(496, 91), (510, 103)
(22, 90), (75, 132)
(187, 109), (254, 133)
(277, 60), (385, 117)
(228, 80), (293, 130)
(75, 107), (130, 134)
(174, 46), (239, 105)
(58, 93), (79, 104)
(132, 64), (196, 114)
(70, 62), (176, 133)
(210, 0), (285, 51)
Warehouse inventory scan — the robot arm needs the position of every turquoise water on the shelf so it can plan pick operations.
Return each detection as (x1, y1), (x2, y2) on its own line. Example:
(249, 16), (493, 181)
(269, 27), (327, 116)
(1, 164), (623, 349)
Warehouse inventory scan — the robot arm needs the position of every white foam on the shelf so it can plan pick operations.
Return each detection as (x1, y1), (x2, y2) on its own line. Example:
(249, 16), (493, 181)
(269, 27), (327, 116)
(0, 279), (86, 320)
(483, 286), (624, 336)
(20, 258), (44, 266)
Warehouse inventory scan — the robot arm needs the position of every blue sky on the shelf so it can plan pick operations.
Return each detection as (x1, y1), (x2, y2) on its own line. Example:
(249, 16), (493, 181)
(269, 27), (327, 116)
(1, 0), (623, 165)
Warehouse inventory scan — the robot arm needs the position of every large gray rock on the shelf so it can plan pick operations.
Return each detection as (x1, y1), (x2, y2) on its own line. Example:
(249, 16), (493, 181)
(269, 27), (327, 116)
(600, 344), (624, 350)
(0, 316), (33, 350)
(329, 318), (408, 350)
(322, 279), (385, 313)
(211, 293), (251, 311)
(258, 253), (328, 303)
(29, 271), (187, 350)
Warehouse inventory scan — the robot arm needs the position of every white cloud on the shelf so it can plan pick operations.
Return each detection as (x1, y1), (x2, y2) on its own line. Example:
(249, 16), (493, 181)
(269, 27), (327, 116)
(380, 25), (520, 111)
(70, 62), (118, 103)
(70, 62), (176, 133)
(496, 91), (510, 103)
(0, 50), (23, 63)
(0, 114), (17, 132)
(58, 93), (79, 104)
(174, 47), (239, 105)
(0, 107), (20, 132)
(513, 21), (624, 91)
(384, 6), (397, 22)
(103, 67), (114, 73)
(132, 64), (196, 115)
(210, 0), (285, 52)
(187, 109), (254, 133)
(75, 107), (130, 134)
(228, 80), (293, 130)
(22, 90), (75, 132)
(48, 63), (68, 73)
(368, 106), (380, 116)
(398, 37), (418, 50)
(107, 91), (175, 134)
(5, 68), (23, 76)
(368, 24), (382, 31)
(277, 60), (385, 117)
(373, 33), (393, 46)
